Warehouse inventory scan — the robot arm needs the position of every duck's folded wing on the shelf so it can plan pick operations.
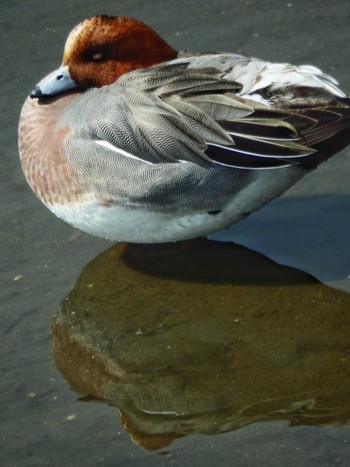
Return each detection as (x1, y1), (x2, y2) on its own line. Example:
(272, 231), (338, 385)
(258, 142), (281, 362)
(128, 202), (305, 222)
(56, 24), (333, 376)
(144, 63), (350, 168)
(63, 63), (348, 170)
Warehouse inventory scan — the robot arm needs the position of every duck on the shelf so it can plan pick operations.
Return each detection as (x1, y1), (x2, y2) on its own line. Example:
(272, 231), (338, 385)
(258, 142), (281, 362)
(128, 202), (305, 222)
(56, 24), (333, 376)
(18, 15), (350, 243)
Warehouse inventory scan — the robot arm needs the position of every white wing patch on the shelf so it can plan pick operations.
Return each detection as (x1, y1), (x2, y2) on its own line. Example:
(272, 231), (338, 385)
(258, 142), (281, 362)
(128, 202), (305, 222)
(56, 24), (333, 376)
(297, 65), (346, 98)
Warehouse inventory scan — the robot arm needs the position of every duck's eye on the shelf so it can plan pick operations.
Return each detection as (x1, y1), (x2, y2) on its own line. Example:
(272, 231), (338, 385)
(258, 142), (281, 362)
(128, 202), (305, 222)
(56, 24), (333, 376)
(84, 50), (106, 62)
(91, 52), (104, 61)
(84, 46), (112, 62)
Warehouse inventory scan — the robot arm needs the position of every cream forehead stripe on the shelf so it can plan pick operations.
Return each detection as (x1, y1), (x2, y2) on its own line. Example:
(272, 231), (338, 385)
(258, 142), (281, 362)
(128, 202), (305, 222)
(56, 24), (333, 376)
(63, 21), (86, 62)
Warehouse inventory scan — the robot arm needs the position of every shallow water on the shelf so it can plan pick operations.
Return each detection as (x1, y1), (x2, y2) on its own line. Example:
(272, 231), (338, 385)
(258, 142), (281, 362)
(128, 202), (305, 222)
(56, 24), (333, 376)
(51, 241), (350, 451)
(1, 1), (350, 466)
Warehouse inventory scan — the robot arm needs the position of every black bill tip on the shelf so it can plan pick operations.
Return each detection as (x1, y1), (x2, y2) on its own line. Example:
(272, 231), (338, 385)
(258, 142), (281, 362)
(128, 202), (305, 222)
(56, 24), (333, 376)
(30, 86), (43, 99)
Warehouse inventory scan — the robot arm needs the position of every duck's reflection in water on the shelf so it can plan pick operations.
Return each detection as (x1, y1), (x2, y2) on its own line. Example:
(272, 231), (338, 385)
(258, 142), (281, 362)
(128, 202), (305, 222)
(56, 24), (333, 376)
(51, 239), (350, 451)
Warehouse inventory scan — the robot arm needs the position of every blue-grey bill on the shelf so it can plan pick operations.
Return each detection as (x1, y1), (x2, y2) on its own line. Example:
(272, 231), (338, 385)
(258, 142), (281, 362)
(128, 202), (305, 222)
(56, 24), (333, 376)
(30, 65), (77, 98)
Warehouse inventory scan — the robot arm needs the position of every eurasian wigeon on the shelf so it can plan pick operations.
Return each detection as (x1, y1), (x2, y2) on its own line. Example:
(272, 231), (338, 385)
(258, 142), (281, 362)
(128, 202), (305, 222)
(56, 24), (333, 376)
(18, 16), (350, 243)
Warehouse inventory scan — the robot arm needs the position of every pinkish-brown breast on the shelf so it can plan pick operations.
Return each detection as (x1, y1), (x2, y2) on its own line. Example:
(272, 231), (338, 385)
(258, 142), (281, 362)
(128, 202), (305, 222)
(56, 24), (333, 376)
(18, 92), (86, 205)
